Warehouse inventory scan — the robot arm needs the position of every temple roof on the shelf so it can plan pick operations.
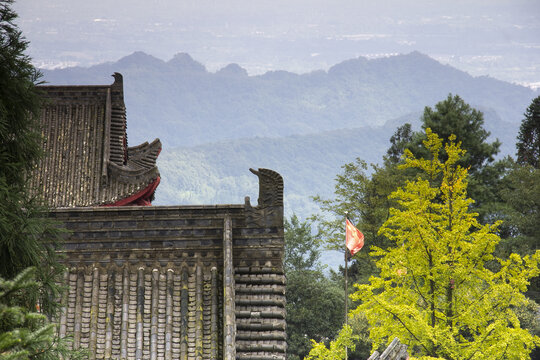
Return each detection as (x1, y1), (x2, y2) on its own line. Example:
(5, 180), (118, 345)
(31, 73), (161, 207)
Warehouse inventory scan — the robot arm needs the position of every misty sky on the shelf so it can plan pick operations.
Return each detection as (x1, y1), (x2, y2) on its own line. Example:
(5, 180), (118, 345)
(14, 0), (540, 87)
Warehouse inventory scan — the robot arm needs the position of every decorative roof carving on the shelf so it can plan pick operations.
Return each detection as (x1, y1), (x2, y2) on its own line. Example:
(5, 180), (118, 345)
(31, 73), (161, 207)
(245, 168), (284, 228)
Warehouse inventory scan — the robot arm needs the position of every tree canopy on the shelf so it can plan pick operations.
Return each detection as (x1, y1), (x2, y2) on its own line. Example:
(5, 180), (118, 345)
(284, 216), (345, 360)
(313, 95), (509, 287)
(0, 0), (68, 318)
(284, 215), (321, 273)
(0, 0), (46, 279)
(0, 2), (81, 358)
(516, 95), (540, 168)
(351, 129), (539, 359)
(415, 94), (500, 171)
(0, 268), (56, 360)
(308, 94), (540, 360)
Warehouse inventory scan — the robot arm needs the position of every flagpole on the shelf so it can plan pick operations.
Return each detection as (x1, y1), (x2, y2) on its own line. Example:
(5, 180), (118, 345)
(345, 245), (348, 326)
(344, 212), (349, 360)
(344, 215), (365, 360)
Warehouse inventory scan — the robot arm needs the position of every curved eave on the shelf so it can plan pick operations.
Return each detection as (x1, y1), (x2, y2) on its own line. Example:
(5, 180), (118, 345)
(107, 138), (161, 184)
(104, 176), (161, 207)
(102, 138), (162, 206)
(107, 162), (160, 184)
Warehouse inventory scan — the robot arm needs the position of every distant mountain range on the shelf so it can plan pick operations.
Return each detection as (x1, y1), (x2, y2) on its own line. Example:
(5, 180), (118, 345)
(41, 51), (539, 216)
(42, 51), (536, 146)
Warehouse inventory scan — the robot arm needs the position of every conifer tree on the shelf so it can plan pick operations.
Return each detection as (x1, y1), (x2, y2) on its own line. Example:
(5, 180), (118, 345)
(415, 94), (500, 172)
(0, 0), (71, 332)
(516, 95), (540, 168)
(1, 0), (45, 277)
(0, 268), (55, 360)
(498, 96), (540, 304)
(0, 0), (66, 315)
(0, 3), (87, 358)
(408, 95), (505, 223)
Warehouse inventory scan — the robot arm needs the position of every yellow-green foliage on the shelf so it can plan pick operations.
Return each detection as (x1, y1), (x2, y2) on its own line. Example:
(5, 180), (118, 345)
(350, 129), (540, 359)
(305, 325), (358, 360)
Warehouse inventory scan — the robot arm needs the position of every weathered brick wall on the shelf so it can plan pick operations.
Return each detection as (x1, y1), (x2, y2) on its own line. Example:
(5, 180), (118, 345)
(51, 203), (285, 360)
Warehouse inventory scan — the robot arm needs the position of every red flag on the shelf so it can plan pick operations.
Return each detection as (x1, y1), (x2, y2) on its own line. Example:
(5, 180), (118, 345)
(346, 218), (364, 256)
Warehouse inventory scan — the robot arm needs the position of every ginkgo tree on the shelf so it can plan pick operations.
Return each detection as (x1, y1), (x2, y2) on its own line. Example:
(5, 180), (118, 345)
(350, 129), (540, 359)
(306, 128), (540, 360)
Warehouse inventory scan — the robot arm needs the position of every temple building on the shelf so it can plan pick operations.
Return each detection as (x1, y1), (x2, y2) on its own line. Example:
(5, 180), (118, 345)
(34, 74), (287, 360)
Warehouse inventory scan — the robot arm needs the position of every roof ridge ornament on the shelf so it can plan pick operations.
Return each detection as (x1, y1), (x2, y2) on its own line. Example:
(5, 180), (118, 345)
(112, 72), (123, 86)
(245, 168), (283, 227)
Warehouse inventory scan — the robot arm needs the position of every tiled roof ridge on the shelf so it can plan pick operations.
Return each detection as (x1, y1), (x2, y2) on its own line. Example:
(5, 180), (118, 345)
(39, 83), (113, 88)
(108, 73), (127, 167)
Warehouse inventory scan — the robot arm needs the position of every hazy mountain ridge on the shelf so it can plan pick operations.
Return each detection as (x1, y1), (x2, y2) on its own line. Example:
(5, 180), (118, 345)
(18, 0), (540, 86)
(42, 51), (537, 150)
(156, 121), (394, 213)
(154, 109), (512, 215)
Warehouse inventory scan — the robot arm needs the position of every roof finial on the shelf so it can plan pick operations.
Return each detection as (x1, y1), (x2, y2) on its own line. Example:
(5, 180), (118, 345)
(112, 72), (123, 85)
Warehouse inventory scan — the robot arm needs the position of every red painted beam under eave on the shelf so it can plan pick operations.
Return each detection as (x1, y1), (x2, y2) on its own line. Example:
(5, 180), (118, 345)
(104, 176), (161, 207)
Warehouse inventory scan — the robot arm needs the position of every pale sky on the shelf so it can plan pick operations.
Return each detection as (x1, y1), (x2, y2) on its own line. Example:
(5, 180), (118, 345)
(14, 0), (540, 86)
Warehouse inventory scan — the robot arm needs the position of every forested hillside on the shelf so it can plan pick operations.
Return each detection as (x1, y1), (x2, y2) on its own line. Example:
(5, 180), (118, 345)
(156, 122), (394, 213)
(155, 109), (515, 217)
